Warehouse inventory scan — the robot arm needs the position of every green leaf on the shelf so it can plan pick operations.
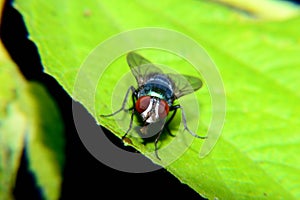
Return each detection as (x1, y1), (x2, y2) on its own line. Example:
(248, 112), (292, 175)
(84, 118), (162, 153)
(22, 82), (65, 200)
(0, 44), (27, 200)
(0, 30), (64, 200)
(14, 0), (300, 199)
(212, 0), (299, 20)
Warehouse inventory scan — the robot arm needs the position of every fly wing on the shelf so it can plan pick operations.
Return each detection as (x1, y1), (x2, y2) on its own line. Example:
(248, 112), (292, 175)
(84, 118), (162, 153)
(127, 52), (163, 86)
(167, 73), (203, 98)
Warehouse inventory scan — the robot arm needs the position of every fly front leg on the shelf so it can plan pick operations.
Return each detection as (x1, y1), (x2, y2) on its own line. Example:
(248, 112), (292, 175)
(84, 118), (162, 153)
(122, 108), (135, 140)
(171, 105), (207, 139)
(164, 108), (177, 137)
(154, 128), (164, 160)
(100, 86), (136, 117)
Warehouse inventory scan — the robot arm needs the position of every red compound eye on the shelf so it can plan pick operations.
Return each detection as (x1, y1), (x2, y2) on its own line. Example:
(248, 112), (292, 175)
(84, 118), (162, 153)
(158, 100), (169, 119)
(135, 96), (151, 113)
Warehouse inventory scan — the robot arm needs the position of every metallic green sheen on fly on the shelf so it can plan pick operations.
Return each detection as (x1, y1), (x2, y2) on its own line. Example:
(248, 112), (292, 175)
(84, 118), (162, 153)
(100, 52), (206, 159)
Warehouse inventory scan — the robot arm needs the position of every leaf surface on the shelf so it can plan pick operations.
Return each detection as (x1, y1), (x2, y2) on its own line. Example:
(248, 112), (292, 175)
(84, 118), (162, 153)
(14, 0), (300, 199)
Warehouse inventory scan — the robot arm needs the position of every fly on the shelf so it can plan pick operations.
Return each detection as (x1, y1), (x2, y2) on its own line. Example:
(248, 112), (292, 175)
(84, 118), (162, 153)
(100, 52), (206, 159)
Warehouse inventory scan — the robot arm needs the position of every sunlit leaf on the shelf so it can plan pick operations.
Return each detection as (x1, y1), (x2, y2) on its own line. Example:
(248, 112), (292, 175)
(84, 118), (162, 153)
(14, 0), (300, 199)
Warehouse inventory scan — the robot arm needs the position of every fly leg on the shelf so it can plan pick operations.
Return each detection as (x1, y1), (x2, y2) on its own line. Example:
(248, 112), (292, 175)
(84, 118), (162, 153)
(171, 105), (207, 139)
(122, 108), (135, 140)
(154, 128), (164, 160)
(122, 87), (138, 139)
(123, 86), (137, 113)
(153, 119), (168, 160)
(100, 86), (136, 139)
(100, 86), (136, 117)
(164, 108), (177, 137)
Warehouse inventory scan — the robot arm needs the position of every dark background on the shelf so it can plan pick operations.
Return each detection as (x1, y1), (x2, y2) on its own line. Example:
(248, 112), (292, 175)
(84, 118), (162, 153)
(1, 0), (299, 199)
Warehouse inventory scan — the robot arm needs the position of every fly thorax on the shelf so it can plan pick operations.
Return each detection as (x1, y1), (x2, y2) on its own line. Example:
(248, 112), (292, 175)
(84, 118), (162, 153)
(138, 75), (175, 106)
